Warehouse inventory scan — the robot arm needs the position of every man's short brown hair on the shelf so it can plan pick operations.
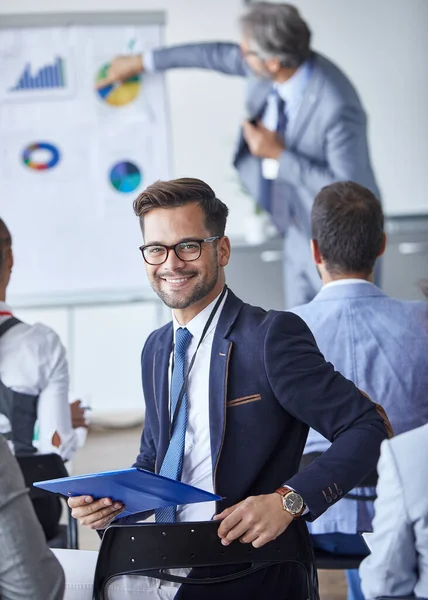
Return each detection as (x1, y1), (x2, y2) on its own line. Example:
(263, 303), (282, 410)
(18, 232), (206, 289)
(133, 178), (229, 236)
(311, 181), (384, 276)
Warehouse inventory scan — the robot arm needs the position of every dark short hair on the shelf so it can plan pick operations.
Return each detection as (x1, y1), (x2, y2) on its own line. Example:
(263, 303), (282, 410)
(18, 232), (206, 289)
(240, 2), (311, 68)
(311, 181), (384, 276)
(133, 178), (229, 236)
(0, 219), (11, 271)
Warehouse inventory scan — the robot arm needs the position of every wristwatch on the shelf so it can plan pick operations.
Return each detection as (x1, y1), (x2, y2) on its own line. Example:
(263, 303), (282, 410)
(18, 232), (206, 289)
(275, 486), (305, 518)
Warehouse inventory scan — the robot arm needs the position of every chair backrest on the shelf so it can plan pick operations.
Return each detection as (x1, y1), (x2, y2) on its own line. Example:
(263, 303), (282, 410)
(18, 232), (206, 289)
(16, 453), (69, 500)
(16, 453), (79, 549)
(92, 520), (317, 600)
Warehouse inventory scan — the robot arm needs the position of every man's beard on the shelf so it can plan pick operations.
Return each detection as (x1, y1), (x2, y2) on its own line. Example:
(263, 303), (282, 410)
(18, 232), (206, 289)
(151, 264), (219, 309)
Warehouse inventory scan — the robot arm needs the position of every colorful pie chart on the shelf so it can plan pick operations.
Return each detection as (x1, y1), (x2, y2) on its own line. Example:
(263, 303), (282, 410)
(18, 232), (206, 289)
(22, 142), (60, 171)
(109, 161), (142, 193)
(96, 63), (141, 107)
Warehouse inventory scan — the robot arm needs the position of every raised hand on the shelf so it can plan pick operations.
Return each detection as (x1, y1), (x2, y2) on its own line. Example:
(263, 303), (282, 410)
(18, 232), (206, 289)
(96, 55), (144, 89)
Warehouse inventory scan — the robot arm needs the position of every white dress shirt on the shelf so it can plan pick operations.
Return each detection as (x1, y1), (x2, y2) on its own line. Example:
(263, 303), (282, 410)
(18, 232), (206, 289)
(171, 290), (228, 523)
(0, 301), (78, 460)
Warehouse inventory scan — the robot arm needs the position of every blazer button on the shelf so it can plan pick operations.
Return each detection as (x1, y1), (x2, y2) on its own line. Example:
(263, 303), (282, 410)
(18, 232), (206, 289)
(325, 495), (332, 504)
(332, 493), (338, 500)
(334, 483), (343, 496)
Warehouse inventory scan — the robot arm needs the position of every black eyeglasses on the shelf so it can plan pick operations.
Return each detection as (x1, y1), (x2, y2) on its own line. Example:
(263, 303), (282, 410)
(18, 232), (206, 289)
(140, 236), (221, 265)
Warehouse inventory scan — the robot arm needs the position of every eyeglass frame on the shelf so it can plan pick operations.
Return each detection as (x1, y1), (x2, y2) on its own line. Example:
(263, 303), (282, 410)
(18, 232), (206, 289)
(139, 235), (221, 265)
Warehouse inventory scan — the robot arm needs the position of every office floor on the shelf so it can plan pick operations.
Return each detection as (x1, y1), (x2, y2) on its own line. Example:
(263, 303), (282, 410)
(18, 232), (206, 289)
(72, 426), (347, 600)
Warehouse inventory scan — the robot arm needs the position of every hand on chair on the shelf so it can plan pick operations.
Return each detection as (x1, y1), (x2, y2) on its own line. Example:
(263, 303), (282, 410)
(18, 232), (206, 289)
(214, 493), (293, 548)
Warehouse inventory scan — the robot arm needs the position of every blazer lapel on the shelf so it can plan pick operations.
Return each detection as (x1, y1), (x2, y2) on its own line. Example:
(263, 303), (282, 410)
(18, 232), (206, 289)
(209, 336), (233, 486)
(247, 77), (272, 120)
(234, 78), (272, 163)
(153, 325), (173, 471)
(208, 290), (243, 488)
(286, 55), (324, 148)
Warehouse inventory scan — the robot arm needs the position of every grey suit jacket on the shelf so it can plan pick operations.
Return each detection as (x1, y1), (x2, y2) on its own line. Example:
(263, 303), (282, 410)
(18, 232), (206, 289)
(290, 281), (428, 533)
(360, 423), (428, 599)
(152, 43), (380, 235)
(0, 436), (65, 600)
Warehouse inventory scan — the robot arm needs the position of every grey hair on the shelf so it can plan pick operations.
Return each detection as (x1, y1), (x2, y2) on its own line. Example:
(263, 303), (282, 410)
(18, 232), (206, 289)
(240, 2), (311, 68)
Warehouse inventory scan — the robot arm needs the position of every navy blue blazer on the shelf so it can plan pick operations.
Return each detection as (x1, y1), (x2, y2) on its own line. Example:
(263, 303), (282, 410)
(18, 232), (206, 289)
(134, 289), (390, 521)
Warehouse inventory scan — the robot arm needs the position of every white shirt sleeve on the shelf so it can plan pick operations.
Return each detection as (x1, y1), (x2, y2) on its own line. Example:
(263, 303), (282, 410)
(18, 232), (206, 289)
(36, 327), (78, 461)
(143, 51), (155, 73)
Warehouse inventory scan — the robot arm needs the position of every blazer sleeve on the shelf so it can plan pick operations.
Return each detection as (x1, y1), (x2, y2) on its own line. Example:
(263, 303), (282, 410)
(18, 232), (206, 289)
(360, 439), (417, 600)
(152, 42), (247, 77)
(264, 312), (391, 519)
(277, 103), (376, 196)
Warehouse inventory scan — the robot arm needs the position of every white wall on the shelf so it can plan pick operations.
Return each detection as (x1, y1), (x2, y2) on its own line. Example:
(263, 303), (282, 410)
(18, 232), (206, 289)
(2, 0), (428, 415)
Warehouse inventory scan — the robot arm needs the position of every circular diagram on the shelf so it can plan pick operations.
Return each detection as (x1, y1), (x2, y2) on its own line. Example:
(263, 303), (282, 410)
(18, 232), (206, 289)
(109, 161), (142, 193)
(96, 63), (141, 107)
(22, 142), (60, 171)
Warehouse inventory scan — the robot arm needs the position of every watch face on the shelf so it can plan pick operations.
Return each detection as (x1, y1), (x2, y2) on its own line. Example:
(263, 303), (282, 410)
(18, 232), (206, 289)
(284, 492), (304, 515)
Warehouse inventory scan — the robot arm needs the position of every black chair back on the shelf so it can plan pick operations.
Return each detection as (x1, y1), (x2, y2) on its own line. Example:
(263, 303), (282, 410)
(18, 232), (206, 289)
(92, 520), (318, 600)
(16, 453), (79, 549)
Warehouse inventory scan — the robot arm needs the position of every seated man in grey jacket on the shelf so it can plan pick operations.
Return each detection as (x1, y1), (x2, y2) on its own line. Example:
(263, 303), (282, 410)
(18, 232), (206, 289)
(0, 434), (65, 600)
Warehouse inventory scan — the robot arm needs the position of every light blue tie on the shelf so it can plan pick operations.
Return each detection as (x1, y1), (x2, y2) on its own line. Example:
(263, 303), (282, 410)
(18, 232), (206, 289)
(155, 327), (193, 523)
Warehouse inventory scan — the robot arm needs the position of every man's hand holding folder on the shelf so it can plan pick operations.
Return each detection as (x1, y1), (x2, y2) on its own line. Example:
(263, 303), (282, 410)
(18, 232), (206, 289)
(68, 495), (125, 530)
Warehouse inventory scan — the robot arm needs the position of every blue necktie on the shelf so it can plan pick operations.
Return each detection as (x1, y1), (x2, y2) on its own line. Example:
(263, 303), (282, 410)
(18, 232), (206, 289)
(259, 89), (288, 215)
(155, 327), (193, 523)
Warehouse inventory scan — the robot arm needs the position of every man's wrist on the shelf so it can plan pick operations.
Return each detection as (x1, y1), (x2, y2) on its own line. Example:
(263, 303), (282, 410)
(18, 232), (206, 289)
(275, 486), (306, 518)
(270, 143), (284, 160)
(131, 54), (144, 74)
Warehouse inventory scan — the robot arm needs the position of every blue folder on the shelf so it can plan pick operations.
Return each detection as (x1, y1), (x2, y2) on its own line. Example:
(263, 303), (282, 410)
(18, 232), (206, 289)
(34, 467), (222, 517)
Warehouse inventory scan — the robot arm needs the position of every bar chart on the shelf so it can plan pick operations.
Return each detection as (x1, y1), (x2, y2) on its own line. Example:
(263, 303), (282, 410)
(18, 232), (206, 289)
(9, 56), (66, 91)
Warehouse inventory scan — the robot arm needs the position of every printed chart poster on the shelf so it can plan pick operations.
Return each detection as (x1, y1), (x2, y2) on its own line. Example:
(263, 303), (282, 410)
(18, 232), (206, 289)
(0, 21), (171, 301)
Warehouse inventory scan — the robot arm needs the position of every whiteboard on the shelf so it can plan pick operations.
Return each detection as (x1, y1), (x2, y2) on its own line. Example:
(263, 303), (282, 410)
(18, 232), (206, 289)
(0, 13), (169, 303)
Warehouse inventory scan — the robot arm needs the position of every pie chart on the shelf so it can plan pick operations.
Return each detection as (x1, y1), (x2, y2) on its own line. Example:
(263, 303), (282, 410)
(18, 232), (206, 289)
(109, 161), (142, 193)
(96, 63), (141, 107)
(22, 142), (61, 171)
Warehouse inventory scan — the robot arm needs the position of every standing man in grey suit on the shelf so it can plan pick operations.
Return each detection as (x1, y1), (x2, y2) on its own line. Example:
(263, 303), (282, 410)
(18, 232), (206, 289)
(290, 181), (428, 600)
(360, 423), (428, 600)
(97, 2), (380, 307)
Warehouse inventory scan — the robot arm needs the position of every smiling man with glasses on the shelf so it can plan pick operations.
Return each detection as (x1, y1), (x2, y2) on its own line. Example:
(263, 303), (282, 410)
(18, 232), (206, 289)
(64, 177), (391, 600)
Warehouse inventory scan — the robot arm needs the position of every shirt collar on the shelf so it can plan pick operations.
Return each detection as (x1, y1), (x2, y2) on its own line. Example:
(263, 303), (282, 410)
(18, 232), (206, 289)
(274, 59), (311, 106)
(323, 278), (375, 290)
(172, 289), (228, 342)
